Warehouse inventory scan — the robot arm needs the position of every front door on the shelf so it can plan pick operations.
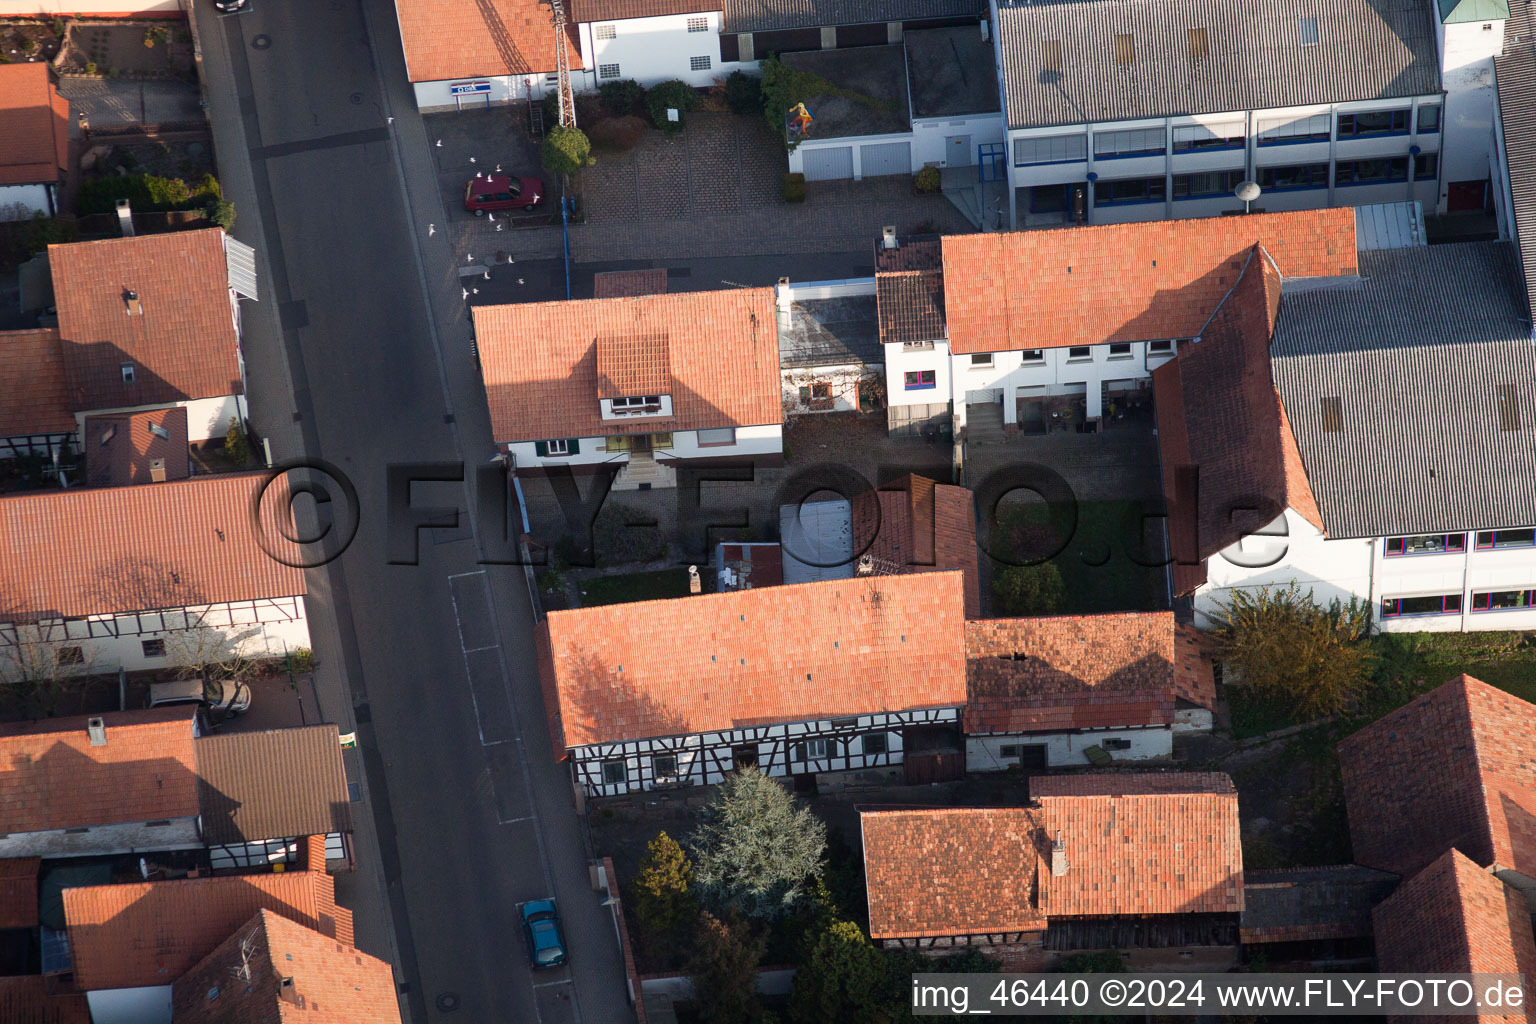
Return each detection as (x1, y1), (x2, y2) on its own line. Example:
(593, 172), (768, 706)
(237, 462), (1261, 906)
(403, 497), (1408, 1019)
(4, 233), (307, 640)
(946, 135), (973, 167)
(629, 433), (652, 454)
(1447, 179), (1489, 212)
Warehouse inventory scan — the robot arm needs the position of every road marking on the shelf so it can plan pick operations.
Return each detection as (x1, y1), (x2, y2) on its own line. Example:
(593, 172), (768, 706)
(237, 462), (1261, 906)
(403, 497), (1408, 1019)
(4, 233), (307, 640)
(532, 979), (573, 989)
(462, 644), (499, 654)
(446, 570), (485, 581)
(498, 814), (534, 824)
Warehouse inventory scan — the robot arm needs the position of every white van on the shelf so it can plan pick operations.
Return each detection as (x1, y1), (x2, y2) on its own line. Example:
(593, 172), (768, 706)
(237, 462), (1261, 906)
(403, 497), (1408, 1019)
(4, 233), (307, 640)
(146, 677), (252, 715)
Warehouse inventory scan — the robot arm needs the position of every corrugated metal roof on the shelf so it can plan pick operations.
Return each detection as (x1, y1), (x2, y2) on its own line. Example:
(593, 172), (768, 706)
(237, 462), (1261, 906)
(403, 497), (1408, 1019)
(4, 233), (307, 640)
(723, 0), (982, 32)
(1354, 201), (1427, 250)
(223, 233), (258, 302)
(195, 725), (352, 845)
(1438, 0), (1509, 23)
(1271, 241), (1536, 539)
(779, 498), (855, 583)
(995, 0), (1440, 130)
(1495, 45), (1536, 320)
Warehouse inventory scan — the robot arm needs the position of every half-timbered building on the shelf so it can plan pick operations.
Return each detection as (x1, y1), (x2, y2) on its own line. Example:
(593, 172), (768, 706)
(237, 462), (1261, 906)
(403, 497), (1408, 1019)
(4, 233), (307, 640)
(0, 473), (309, 679)
(535, 571), (970, 797)
(861, 772), (1244, 968)
(964, 612), (1216, 770)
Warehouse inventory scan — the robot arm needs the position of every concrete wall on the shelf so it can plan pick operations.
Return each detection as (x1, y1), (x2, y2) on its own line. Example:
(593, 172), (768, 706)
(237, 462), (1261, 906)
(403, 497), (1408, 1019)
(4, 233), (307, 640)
(576, 11), (734, 89)
(0, 816), (201, 859)
(87, 985), (173, 1024)
(910, 112), (1006, 169)
(1437, 17), (1504, 209)
(1007, 97), (1443, 228)
(966, 726), (1172, 770)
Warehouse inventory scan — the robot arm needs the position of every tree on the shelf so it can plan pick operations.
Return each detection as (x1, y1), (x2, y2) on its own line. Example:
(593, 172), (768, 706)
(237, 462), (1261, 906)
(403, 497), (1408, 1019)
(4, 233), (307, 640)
(542, 125), (594, 177)
(204, 197), (236, 231)
(725, 70), (762, 115)
(787, 918), (884, 1024)
(687, 911), (764, 1024)
(689, 767), (826, 921)
(992, 561), (1064, 615)
(224, 416), (254, 466)
(162, 623), (266, 687)
(645, 79), (698, 133)
(633, 831), (694, 946)
(1207, 584), (1374, 717)
(0, 624), (97, 719)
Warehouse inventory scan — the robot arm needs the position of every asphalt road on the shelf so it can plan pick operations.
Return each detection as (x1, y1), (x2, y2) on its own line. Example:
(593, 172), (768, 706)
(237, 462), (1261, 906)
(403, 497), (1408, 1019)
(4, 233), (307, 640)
(190, 0), (634, 1021)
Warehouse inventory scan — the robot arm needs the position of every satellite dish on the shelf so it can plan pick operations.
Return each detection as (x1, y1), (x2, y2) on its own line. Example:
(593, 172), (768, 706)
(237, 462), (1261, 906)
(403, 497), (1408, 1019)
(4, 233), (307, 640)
(1234, 180), (1261, 213)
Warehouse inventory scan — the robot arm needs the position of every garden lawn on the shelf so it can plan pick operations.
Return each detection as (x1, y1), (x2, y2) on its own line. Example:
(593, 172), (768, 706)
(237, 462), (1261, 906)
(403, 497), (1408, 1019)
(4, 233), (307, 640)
(578, 569), (691, 607)
(993, 499), (1167, 615)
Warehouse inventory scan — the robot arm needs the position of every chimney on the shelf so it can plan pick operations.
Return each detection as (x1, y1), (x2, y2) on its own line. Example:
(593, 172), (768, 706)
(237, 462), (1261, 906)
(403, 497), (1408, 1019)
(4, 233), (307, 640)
(149, 458), (167, 483)
(115, 199), (135, 237)
(688, 564), (701, 594)
(775, 276), (792, 312)
(1051, 829), (1068, 877)
(277, 977), (304, 1008)
(87, 717), (106, 747)
(123, 290), (142, 316)
(857, 553), (874, 575)
(881, 225), (898, 250)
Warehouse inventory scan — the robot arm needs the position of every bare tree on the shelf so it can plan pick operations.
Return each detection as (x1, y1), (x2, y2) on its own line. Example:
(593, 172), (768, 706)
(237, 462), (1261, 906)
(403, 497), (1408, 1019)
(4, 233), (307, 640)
(162, 623), (267, 686)
(0, 623), (100, 719)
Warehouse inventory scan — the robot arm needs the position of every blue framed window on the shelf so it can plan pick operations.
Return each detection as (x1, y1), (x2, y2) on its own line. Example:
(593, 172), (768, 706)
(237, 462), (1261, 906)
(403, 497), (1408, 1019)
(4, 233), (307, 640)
(1413, 153), (1438, 179)
(979, 143), (1007, 182)
(1257, 114), (1330, 146)
(1336, 157), (1408, 186)
(1172, 169), (1244, 199)
(1337, 109), (1410, 138)
(904, 369), (936, 391)
(1013, 134), (1087, 166)
(1475, 527), (1536, 549)
(1471, 589), (1535, 612)
(1095, 176), (1165, 205)
(1258, 163), (1328, 191)
(1417, 105), (1441, 133)
(1172, 123), (1244, 152)
(1093, 127), (1165, 159)
(1381, 593), (1462, 618)
(1384, 533), (1465, 557)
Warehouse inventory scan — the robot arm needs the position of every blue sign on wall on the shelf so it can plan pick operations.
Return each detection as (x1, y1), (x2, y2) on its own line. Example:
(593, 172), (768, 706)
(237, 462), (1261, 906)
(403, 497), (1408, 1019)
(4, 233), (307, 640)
(450, 80), (492, 96)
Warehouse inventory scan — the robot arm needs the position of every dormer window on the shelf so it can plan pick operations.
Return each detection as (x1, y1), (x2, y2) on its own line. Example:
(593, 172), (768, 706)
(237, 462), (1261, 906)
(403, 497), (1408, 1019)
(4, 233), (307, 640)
(121, 362), (136, 383)
(613, 395), (662, 413)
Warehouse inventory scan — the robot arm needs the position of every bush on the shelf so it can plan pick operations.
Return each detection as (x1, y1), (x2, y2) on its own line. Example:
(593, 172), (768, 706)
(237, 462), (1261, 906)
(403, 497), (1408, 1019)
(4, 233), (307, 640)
(586, 115), (647, 154)
(598, 78), (645, 117)
(690, 767), (826, 921)
(992, 562), (1064, 615)
(224, 417), (254, 466)
(645, 79), (698, 133)
(725, 70), (763, 115)
(688, 912), (764, 1024)
(783, 172), (806, 203)
(633, 831), (695, 948)
(21, 38), (38, 55)
(913, 166), (941, 193)
(84, 61), (98, 75)
(542, 124), (594, 177)
(288, 647), (315, 674)
(76, 173), (222, 217)
(204, 198), (236, 231)
(18, 212), (76, 259)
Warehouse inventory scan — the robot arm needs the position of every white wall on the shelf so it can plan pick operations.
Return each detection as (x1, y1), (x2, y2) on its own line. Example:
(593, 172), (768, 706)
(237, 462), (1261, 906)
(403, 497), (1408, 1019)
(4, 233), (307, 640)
(1195, 509), (1374, 629)
(412, 73), (548, 115)
(0, 184), (50, 221)
(0, 817), (201, 859)
(910, 113), (1005, 170)
(577, 11), (732, 89)
(0, 598), (311, 679)
(87, 985), (172, 1024)
(782, 363), (876, 415)
(1373, 532), (1536, 633)
(75, 394), (245, 444)
(1174, 707), (1213, 735)
(1438, 17), (1504, 205)
(966, 726), (1172, 770)
(885, 339), (952, 409)
(944, 340), (1169, 427)
(511, 424), (783, 471)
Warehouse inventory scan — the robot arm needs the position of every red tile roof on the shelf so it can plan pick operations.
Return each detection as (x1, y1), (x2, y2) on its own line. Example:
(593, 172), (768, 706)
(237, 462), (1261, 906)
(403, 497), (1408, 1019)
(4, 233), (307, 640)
(1152, 246), (1322, 596)
(171, 909), (402, 1024)
(0, 473), (307, 622)
(65, 838), (352, 992)
(861, 807), (1045, 939)
(595, 331), (671, 398)
(851, 475), (980, 618)
(1339, 674), (1536, 881)
(941, 208), (1357, 354)
(0, 976), (90, 1024)
(0, 328), (73, 436)
(49, 229), (242, 412)
(874, 237), (946, 346)
(1172, 624), (1217, 711)
(0, 708), (199, 835)
(570, 0), (720, 20)
(0, 64), (68, 187)
(395, 0), (583, 82)
(0, 857), (40, 929)
(1031, 772), (1244, 916)
(82, 406), (190, 488)
(964, 611), (1213, 735)
(1373, 849), (1536, 1024)
(593, 268), (668, 298)
(476, 289), (782, 442)
(537, 571), (970, 749)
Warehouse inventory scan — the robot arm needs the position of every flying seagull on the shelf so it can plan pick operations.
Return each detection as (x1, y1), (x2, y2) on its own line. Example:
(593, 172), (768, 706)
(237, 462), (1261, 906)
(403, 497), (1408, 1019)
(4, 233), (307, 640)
(483, 270), (490, 279)
(495, 164), (502, 173)
(496, 223), (504, 231)
(428, 224), (435, 236)
(469, 156), (477, 163)
(462, 287), (468, 300)
(473, 287), (480, 294)
(435, 139), (442, 147)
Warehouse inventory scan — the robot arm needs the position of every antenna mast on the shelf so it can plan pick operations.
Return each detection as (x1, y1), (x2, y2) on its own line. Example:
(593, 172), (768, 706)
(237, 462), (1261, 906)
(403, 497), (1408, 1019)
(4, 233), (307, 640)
(549, 0), (576, 128)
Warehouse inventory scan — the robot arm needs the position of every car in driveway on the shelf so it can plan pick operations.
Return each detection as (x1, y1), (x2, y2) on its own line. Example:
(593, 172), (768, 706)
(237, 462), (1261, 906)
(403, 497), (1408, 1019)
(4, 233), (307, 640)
(464, 174), (544, 215)
(146, 677), (252, 717)
(520, 900), (567, 968)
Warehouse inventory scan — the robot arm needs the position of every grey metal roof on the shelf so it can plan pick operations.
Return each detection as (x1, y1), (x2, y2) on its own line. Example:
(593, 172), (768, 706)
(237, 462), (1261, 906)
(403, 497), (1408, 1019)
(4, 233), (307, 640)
(994, 0), (1441, 130)
(1354, 201), (1426, 251)
(1495, 45), (1536, 320)
(723, 0), (982, 33)
(779, 295), (882, 368)
(1271, 241), (1536, 540)
(779, 499), (855, 583)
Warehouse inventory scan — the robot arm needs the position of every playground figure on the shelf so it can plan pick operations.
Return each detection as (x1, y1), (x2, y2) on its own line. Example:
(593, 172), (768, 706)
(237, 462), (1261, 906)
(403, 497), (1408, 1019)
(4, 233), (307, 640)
(787, 102), (814, 136)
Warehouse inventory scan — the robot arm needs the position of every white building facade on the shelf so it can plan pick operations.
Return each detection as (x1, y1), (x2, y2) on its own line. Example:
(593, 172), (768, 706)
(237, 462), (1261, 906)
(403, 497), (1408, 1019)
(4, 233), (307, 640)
(576, 10), (735, 89)
(966, 724), (1172, 771)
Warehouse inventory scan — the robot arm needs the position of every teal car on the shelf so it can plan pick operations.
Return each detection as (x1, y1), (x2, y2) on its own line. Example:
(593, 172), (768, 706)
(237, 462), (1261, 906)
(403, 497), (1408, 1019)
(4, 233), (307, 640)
(520, 900), (567, 968)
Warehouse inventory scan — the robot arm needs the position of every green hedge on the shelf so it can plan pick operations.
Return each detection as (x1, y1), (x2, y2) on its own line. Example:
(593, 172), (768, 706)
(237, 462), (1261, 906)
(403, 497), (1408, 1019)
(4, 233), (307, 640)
(76, 173), (222, 217)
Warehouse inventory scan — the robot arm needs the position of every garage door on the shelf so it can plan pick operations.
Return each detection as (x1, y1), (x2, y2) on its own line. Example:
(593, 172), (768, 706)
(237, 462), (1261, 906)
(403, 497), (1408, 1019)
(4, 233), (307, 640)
(965, 388), (1001, 405)
(859, 141), (912, 178)
(802, 145), (854, 181)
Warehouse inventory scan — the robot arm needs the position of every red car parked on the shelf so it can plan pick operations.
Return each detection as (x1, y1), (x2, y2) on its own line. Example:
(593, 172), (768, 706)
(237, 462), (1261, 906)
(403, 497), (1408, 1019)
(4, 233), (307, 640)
(463, 174), (544, 215)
